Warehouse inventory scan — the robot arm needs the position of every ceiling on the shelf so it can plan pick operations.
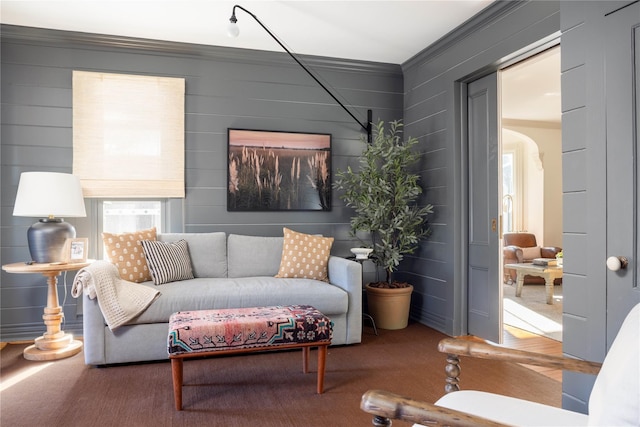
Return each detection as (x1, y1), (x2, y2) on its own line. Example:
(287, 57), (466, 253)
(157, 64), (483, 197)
(1, 0), (560, 124)
(501, 46), (561, 124)
(1, 0), (494, 64)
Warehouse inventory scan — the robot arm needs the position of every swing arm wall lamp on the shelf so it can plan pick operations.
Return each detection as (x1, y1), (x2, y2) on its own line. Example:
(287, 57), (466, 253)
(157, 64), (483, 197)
(228, 4), (372, 143)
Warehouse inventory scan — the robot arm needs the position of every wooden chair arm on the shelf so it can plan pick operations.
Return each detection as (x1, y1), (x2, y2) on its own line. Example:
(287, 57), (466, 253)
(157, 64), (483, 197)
(361, 389), (510, 427)
(438, 338), (601, 375)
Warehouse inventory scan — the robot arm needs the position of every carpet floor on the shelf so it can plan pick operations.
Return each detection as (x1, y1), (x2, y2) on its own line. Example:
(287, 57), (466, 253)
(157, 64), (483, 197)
(503, 282), (563, 341)
(1, 322), (561, 427)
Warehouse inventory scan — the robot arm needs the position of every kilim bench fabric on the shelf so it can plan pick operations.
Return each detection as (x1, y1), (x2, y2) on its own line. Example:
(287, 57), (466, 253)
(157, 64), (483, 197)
(168, 305), (333, 410)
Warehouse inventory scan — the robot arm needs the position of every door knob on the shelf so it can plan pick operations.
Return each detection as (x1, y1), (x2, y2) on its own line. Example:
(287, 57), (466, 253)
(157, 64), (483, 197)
(606, 256), (628, 271)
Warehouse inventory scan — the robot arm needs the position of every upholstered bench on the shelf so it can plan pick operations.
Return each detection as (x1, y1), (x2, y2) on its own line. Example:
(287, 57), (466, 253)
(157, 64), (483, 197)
(168, 305), (333, 410)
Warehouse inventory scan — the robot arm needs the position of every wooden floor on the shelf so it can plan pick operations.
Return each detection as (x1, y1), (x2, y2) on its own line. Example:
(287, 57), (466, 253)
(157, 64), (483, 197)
(501, 324), (563, 382)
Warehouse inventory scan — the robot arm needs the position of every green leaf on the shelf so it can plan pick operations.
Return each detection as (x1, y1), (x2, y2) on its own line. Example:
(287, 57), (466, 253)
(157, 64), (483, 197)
(333, 120), (435, 283)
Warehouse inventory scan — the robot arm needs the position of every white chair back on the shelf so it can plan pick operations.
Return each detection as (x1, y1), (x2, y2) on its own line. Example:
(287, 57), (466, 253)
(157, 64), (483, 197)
(588, 303), (640, 425)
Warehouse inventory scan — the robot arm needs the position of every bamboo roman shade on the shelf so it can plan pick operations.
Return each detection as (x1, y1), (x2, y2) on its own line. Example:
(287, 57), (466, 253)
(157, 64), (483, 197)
(73, 71), (185, 198)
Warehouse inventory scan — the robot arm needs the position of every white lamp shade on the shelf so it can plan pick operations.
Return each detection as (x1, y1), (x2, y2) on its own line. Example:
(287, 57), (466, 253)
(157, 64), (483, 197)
(13, 172), (87, 218)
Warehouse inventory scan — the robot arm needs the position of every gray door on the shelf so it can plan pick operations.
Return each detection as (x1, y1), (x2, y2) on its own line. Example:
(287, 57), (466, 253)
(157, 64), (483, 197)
(467, 72), (501, 343)
(605, 1), (640, 344)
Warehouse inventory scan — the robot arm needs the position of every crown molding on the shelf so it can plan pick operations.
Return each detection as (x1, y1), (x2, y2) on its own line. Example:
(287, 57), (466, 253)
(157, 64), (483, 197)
(0, 24), (401, 76)
(402, 0), (526, 70)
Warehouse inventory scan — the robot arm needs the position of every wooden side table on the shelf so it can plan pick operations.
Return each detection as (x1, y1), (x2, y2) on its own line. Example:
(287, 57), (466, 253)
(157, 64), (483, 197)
(2, 261), (90, 360)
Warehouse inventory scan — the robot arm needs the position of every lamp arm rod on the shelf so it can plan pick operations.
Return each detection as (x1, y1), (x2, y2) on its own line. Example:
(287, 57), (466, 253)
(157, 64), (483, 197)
(232, 5), (372, 141)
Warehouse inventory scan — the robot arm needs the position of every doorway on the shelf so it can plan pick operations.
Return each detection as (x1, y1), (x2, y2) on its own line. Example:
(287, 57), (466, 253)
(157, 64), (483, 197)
(499, 46), (563, 343)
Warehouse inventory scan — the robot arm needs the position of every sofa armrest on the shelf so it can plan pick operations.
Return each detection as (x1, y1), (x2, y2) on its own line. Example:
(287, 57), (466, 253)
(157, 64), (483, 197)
(540, 246), (561, 258)
(327, 256), (362, 344)
(503, 246), (521, 264)
(82, 293), (107, 365)
(503, 246), (522, 284)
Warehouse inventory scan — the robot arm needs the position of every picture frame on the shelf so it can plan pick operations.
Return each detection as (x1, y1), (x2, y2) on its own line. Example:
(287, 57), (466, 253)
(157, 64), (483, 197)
(227, 128), (332, 211)
(62, 237), (88, 263)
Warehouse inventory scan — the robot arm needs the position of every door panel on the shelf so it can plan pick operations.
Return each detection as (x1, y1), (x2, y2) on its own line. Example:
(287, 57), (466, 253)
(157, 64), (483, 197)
(605, 1), (640, 343)
(467, 72), (501, 343)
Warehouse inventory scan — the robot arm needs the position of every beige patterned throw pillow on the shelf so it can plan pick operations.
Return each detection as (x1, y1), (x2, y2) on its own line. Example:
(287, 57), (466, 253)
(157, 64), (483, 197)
(275, 227), (334, 281)
(102, 227), (157, 283)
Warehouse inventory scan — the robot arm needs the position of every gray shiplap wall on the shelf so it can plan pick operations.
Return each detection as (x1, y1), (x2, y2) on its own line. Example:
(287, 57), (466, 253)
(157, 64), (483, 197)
(400, 0), (561, 334)
(559, 0), (639, 413)
(402, 0), (636, 414)
(0, 25), (402, 340)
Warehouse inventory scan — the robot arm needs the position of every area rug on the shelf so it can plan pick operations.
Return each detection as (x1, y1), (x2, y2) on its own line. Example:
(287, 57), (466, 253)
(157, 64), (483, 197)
(1, 322), (562, 427)
(503, 283), (563, 341)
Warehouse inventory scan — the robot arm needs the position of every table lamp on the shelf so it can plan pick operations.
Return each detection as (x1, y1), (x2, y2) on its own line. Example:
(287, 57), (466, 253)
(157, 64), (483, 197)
(13, 172), (87, 263)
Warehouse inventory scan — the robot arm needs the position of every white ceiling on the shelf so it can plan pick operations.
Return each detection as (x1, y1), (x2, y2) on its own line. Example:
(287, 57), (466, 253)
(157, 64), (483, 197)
(1, 0), (560, 124)
(0, 0), (494, 64)
(502, 46), (561, 124)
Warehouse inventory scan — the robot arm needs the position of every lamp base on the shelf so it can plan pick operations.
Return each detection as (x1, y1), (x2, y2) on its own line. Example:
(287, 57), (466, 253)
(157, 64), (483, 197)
(27, 218), (76, 263)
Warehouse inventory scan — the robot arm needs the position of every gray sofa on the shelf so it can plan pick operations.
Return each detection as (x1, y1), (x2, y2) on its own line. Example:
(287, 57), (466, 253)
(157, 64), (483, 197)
(82, 232), (362, 365)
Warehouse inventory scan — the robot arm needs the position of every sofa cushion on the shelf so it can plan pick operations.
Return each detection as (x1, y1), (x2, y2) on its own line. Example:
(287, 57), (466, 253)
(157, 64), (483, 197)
(128, 277), (348, 325)
(227, 234), (284, 278)
(140, 239), (194, 285)
(435, 391), (588, 426)
(276, 227), (334, 281)
(102, 227), (156, 283)
(158, 232), (227, 278)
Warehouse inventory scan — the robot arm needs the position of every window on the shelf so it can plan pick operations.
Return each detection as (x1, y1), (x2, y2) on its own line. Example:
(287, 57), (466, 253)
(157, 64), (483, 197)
(72, 71), (184, 258)
(72, 71), (185, 198)
(96, 200), (165, 259)
(502, 151), (515, 233)
(101, 200), (163, 233)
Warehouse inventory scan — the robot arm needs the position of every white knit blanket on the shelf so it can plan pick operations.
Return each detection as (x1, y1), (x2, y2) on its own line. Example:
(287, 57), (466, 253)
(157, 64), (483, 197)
(72, 260), (160, 330)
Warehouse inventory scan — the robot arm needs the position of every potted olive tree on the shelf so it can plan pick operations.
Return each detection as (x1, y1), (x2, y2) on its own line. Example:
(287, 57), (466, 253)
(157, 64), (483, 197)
(334, 120), (433, 329)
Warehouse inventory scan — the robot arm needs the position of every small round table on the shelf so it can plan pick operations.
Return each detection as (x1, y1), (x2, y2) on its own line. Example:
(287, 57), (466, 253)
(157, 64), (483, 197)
(346, 256), (378, 335)
(2, 261), (90, 361)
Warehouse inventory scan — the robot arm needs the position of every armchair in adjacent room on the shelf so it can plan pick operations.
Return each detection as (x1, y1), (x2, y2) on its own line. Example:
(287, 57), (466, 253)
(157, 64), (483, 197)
(361, 303), (640, 426)
(503, 232), (562, 285)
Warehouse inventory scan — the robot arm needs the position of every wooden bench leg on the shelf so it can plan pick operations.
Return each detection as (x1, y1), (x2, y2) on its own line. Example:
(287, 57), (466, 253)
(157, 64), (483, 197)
(171, 358), (183, 410)
(302, 345), (328, 393)
(317, 345), (327, 394)
(302, 346), (310, 374)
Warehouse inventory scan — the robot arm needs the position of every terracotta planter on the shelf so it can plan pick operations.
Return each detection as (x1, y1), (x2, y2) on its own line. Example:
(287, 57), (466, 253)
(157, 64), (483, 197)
(365, 284), (413, 330)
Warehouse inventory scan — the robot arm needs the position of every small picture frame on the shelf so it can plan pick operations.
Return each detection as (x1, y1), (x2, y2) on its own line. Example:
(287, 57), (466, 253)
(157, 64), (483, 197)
(62, 238), (88, 263)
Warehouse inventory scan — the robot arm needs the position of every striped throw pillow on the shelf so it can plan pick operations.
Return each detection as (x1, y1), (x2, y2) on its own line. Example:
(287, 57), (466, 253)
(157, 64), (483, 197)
(140, 239), (194, 285)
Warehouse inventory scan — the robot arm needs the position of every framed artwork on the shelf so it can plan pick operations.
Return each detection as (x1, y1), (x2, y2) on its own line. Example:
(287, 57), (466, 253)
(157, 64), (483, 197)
(62, 238), (88, 263)
(227, 128), (332, 211)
